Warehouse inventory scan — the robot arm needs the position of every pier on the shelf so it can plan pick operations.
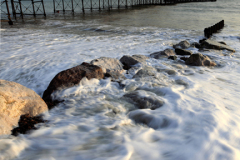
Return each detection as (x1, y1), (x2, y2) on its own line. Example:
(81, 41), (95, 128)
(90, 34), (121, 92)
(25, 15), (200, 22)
(1, 0), (217, 24)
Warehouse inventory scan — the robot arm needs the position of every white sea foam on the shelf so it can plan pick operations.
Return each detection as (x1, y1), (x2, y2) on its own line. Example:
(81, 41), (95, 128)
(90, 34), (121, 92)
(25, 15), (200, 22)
(0, 17), (240, 160)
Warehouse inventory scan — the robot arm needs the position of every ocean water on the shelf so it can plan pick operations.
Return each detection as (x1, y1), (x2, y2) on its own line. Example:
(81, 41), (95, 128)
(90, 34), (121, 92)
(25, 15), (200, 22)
(0, 0), (240, 159)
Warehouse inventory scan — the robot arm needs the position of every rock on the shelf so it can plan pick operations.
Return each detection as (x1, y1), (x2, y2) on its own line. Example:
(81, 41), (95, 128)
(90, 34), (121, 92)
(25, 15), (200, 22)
(123, 90), (164, 110)
(120, 55), (149, 70)
(173, 40), (191, 49)
(42, 62), (104, 109)
(104, 70), (126, 82)
(180, 57), (188, 61)
(218, 41), (227, 45)
(90, 57), (123, 73)
(0, 80), (48, 135)
(150, 49), (175, 59)
(168, 56), (177, 60)
(133, 67), (156, 78)
(201, 39), (235, 52)
(129, 110), (170, 129)
(199, 38), (207, 44)
(185, 53), (216, 66)
(11, 114), (46, 136)
(175, 48), (193, 55)
(191, 42), (201, 49)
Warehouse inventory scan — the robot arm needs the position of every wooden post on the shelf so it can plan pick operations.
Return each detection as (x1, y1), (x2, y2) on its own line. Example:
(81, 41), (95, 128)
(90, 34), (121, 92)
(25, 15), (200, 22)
(99, 0), (101, 10)
(19, 0), (24, 19)
(90, 0), (92, 11)
(72, 0), (74, 13)
(10, 0), (16, 19)
(5, 0), (13, 25)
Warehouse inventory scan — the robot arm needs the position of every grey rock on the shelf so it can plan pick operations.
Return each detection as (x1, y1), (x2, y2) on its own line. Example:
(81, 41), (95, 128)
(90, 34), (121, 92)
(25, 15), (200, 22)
(201, 39), (235, 52)
(185, 53), (216, 66)
(133, 67), (156, 78)
(175, 48), (193, 55)
(120, 55), (149, 70)
(90, 57), (123, 73)
(150, 49), (175, 59)
(173, 40), (191, 49)
(105, 70), (126, 82)
(123, 90), (164, 110)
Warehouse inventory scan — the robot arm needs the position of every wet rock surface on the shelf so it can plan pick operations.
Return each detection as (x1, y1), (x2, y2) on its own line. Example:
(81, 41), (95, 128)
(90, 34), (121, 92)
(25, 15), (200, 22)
(168, 56), (177, 60)
(133, 67), (156, 78)
(120, 55), (149, 70)
(11, 114), (46, 136)
(175, 48), (193, 55)
(123, 90), (164, 110)
(150, 49), (176, 59)
(42, 62), (104, 109)
(104, 70), (126, 82)
(201, 39), (235, 52)
(90, 57), (123, 73)
(173, 40), (191, 49)
(185, 53), (216, 66)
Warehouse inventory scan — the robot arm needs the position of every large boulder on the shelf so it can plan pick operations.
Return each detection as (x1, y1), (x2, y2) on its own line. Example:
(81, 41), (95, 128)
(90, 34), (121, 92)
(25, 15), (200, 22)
(173, 40), (191, 49)
(42, 62), (104, 109)
(175, 48), (193, 55)
(0, 80), (48, 135)
(201, 39), (235, 52)
(120, 55), (149, 70)
(150, 49), (175, 59)
(123, 90), (164, 110)
(185, 53), (216, 66)
(90, 57), (123, 73)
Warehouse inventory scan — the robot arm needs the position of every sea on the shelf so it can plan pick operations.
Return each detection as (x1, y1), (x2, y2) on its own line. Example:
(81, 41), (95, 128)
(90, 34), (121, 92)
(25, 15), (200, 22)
(0, 0), (240, 159)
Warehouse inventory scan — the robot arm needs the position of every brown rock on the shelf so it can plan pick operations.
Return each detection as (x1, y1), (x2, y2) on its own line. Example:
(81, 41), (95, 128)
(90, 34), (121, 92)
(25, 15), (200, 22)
(175, 48), (193, 55)
(173, 40), (191, 49)
(185, 53), (216, 66)
(150, 49), (175, 59)
(42, 62), (104, 109)
(11, 114), (46, 136)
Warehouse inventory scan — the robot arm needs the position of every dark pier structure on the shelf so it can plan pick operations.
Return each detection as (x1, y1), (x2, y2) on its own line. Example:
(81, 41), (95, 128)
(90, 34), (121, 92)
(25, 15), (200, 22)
(1, 0), (217, 24)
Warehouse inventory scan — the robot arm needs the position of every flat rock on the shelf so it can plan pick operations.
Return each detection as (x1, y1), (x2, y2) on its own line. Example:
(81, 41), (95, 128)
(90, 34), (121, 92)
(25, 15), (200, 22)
(175, 48), (193, 55)
(201, 39), (235, 52)
(173, 40), (191, 49)
(150, 49), (175, 59)
(90, 57), (123, 73)
(185, 53), (216, 66)
(0, 80), (48, 135)
(123, 90), (164, 110)
(120, 55), (149, 70)
(42, 62), (104, 109)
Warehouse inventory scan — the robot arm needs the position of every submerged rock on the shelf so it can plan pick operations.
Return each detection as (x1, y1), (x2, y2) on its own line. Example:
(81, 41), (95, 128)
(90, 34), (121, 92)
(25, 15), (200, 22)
(191, 42), (201, 49)
(175, 48), (193, 55)
(185, 53), (216, 66)
(120, 55), (149, 70)
(201, 39), (235, 52)
(129, 110), (171, 129)
(42, 62), (104, 109)
(0, 80), (48, 135)
(168, 56), (177, 60)
(150, 49), (175, 59)
(123, 90), (164, 110)
(90, 57), (123, 73)
(173, 40), (191, 49)
(133, 67), (156, 78)
(11, 114), (45, 136)
(104, 70), (126, 82)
